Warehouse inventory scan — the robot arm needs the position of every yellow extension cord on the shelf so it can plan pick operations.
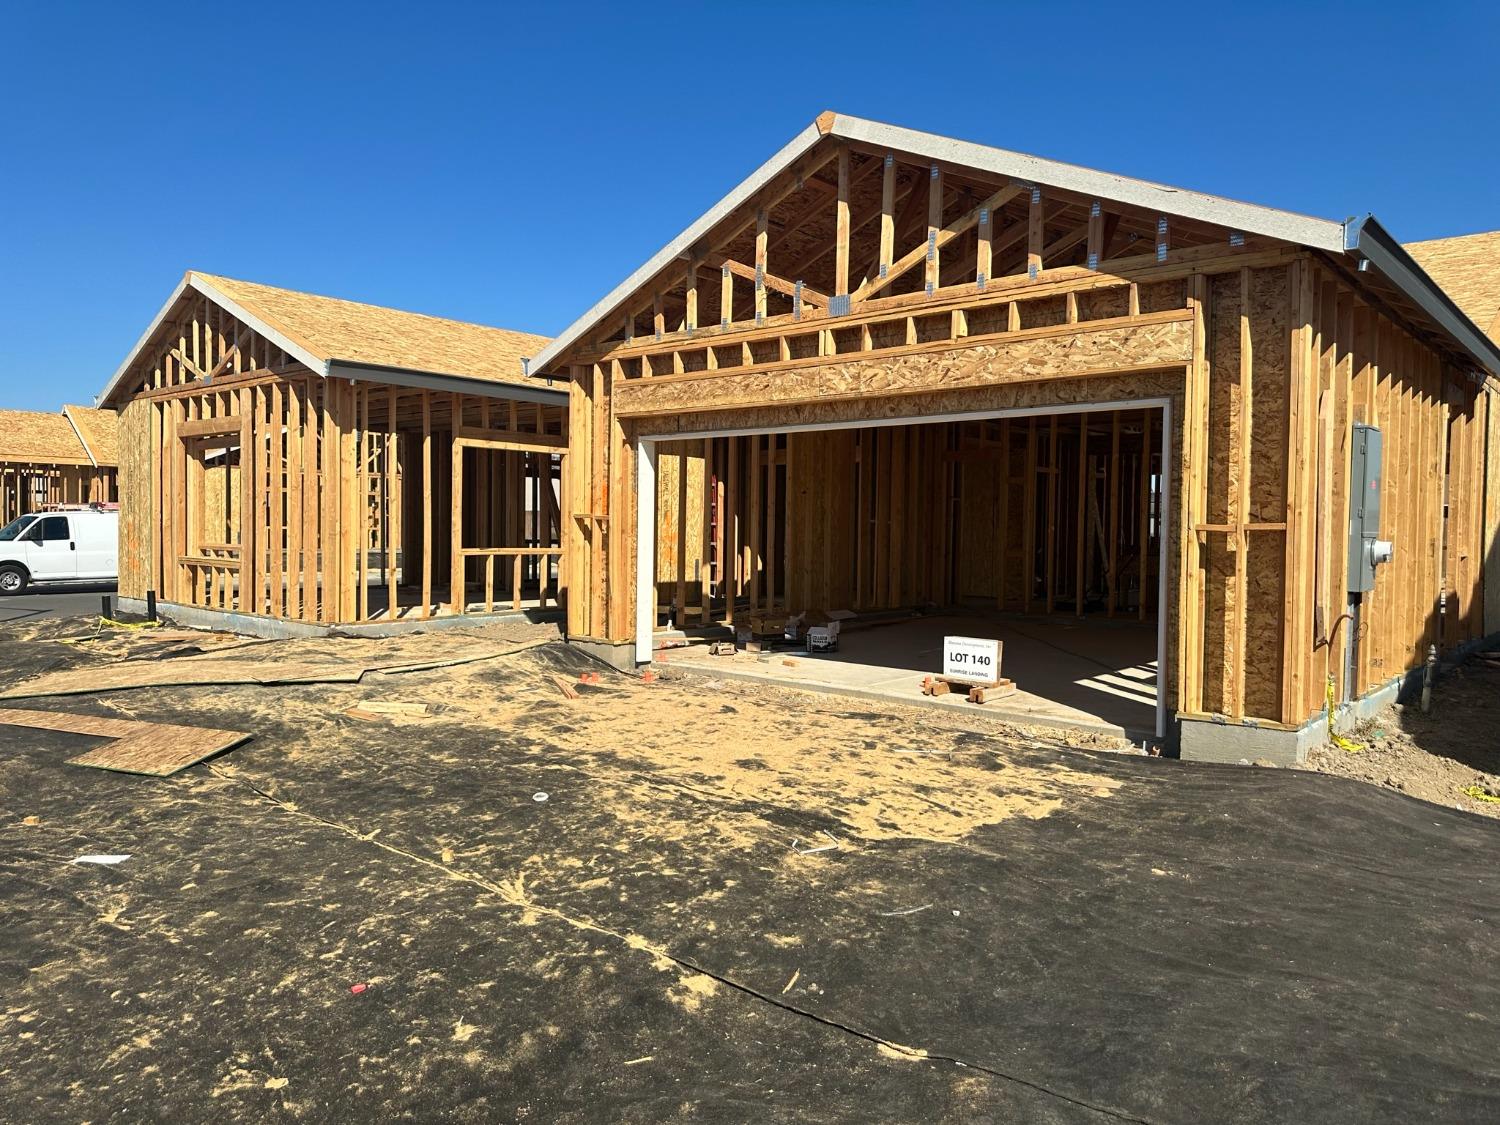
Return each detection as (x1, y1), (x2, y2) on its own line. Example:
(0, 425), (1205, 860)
(1326, 674), (1363, 754)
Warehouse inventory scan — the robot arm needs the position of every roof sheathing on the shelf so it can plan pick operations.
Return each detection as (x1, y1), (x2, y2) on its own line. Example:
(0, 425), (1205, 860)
(101, 273), (561, 407)
(61, 405), (119, 466)
(0, 409), (94, 466)
(1405, 230), (1500, 341)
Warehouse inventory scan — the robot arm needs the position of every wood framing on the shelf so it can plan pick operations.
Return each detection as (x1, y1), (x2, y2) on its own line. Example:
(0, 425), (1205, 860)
(0, 406), (118, 522)
(105, 274), (566, 627)
(537, 113), (1498, 746)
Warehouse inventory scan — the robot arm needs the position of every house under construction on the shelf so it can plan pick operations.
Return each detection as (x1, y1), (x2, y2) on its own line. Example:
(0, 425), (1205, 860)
(100, 272), (565, 633)
(526, 112), (1500, 759)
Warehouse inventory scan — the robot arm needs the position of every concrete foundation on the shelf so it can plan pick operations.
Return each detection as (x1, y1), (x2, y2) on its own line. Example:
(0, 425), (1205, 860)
(117, 597), (559, 640)
(566, 634), (640, 673)
(1177, 673), (1406, 766)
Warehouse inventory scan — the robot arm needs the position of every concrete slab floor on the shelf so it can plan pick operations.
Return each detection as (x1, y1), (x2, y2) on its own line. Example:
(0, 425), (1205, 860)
(664, 612), (1159, 741)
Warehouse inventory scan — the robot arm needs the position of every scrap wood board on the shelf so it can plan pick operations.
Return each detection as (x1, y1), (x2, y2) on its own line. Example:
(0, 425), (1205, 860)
(0, 638), (553, 700)
(0, 708), (250, 777)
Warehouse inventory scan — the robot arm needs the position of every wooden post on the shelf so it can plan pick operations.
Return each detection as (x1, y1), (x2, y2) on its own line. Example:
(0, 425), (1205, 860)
(1139, 410), (1152, 623)
(748, 434), (761, 611)
(925, 164), (943, 292)
(676, 446), (688, 623)
(726, 435), (738, 627)
(701, 438), (713, 624)
(1076, 412), (1088, 616)
(834, 147), (851, 300)
(879, 154), (895, 284)
(754, 209), (768, 323)
(1108, 412), (1121, 617)
(765, 434), (777, 610)
(1022, 419), (1037, 614)
(1027, 187), (1044, 277)
(450, 395), (465, 615)
(977, 192), (993, 286)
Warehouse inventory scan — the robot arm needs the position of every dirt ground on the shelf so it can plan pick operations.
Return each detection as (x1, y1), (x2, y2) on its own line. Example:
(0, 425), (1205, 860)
(1303, 650), (1500, 819)
(1, 615), (1498, 1123)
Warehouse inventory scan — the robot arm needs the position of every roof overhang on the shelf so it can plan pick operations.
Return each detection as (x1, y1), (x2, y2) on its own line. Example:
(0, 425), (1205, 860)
(1342, 215), (1500, 382)
(326, 360), (567, 405)
(527, 111), (1348, 376)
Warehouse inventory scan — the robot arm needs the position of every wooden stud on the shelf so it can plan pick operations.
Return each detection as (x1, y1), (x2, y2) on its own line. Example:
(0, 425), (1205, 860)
(1107, 412), (1120, 617)
(925, 164), (943, 293)
(1075, 412), (1088, 615)
(834, 147), (851, 300)
(879, 154), (895, 284)
(1027, 187), (1044, 277)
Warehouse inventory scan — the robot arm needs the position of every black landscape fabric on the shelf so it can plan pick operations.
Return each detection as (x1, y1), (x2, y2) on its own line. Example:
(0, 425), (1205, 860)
(0, 638), (1496, 1123)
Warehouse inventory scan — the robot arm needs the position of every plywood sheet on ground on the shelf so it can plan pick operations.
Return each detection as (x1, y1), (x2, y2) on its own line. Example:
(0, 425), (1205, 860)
(0, 637), (553, 700)
(0, 708), (249, 777)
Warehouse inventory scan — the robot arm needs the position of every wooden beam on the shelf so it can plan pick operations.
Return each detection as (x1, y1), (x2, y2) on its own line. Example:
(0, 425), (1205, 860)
(879, 154), (895, 284)
(977, 193), (993, 286)
(719, 258), (830, 308)
(925, 164), (943, 294)
(1076, 412), (1088, 615)
(834, 146), (851, 299)
(754, 208), (769, 323)
(1027, 187), (1044, 277)
(613, 313), (1194, 417)
(853, 183), (1025, 304)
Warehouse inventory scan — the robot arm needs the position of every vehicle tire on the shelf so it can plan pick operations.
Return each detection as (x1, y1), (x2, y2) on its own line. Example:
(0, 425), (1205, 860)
(0, 565), (27, 595)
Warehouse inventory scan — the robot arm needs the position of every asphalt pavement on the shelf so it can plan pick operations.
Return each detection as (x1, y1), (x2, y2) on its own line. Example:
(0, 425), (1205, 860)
(0, 582), (117, 625)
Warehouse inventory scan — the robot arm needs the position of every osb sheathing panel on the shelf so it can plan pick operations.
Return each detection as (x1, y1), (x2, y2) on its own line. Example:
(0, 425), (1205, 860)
(958, 456), (1000, 599)
(194, 273), (551, 390)
(0, 408), (92, 465)
(1243, 268), (1290, 718)
(1198, 266), (1290, 719)
(785, 429), (859, 610)
(614, 316), (1193, 418)
(654, 442), (706, 608)
(62, 404), (120, 465)
(116, 399), (152, 600)
(1405, 231), (1500, 342)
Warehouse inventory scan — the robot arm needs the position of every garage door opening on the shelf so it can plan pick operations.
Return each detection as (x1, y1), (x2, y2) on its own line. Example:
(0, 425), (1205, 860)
(636, 400), (1172, 741)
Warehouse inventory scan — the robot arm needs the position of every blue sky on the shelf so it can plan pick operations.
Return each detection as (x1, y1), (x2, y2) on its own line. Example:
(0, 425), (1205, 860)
(1, 1), (1495, 412)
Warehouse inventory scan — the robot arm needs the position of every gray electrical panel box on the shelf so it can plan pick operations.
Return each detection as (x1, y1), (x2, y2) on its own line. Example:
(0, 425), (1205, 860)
(1348, 423), (1386, 593)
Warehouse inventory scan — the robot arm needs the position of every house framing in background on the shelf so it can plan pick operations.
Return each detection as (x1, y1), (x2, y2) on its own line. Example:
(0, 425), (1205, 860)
(0, 404), (118, 522)
(99, 272), (566, 633)
(529, 111), (1500, 759)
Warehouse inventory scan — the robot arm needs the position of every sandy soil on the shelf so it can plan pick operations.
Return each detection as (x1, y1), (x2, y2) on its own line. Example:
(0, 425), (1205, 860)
(1303, 649), (1500, 819)
(1, 616), (1497, 1123)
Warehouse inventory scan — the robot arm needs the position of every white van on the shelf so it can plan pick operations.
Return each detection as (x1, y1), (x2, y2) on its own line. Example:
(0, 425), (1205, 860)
(0, 508), (119, 595)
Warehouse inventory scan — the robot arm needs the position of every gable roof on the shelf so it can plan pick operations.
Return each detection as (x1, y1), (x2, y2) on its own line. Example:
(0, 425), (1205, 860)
(0, 408), (97, 467)
(62, 404), (119, 466)
(1404, 231), (1500, 341)
(528, 111), (1500, 383)
(102, 272), (560, 407)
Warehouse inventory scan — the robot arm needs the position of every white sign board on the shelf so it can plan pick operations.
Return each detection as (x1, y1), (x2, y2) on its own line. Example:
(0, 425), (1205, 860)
(943, 636), (1001, 684)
